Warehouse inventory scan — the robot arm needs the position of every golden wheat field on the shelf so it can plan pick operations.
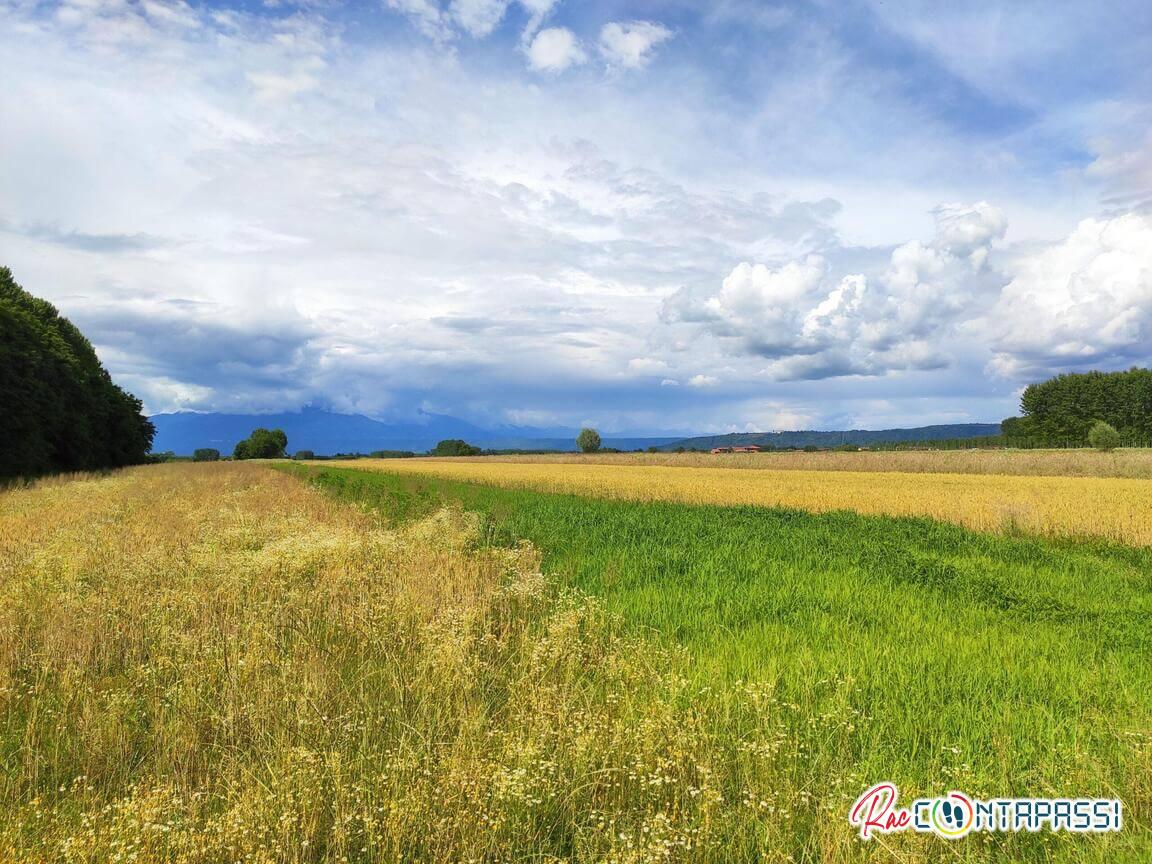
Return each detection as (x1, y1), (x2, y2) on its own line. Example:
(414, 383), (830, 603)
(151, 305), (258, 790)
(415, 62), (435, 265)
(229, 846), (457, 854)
(447, 448), (1152, 479)
(334, 456), (1152, 545)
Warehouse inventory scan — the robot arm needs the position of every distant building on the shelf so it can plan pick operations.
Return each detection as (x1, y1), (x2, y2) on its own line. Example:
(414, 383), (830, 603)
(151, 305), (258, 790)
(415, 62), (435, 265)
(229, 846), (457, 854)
(710, 445), (762, 454)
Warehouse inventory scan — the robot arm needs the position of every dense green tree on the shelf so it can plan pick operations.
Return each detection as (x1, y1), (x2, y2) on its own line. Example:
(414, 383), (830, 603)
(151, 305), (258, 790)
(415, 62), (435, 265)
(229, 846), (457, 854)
(1002, 368), (1152, 447)
(293, 450), (316, 461)
(576, 427), (601, 453)
(233, 428), (288, 460)
(0, 266), (155, 479)
(431, 439), (481, 457)
(1088, 421), (1121, 452)
(192, 448), (221, 462)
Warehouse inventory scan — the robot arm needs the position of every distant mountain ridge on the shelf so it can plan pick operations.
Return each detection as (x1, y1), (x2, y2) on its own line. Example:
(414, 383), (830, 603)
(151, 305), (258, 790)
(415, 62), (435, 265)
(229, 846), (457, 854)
(149, 408), (676, 455)
(151, 410), (1003, 456)
(661, 423), (1002, 451)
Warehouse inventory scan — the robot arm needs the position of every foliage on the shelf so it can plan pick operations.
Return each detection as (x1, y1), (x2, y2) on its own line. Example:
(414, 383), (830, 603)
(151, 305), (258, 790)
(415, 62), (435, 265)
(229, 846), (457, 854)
(1088, 420), (1122, 451)
(292, 449), (315, 461)
(1003, 368), (1152, 447)
(192, 448), (220, 462)
(430, 438), (481, 456)
(288, 463), (1152, 862)
(0, 266), (154, 478)
(576, 427), (601, 453)
(232, 427), (288, 460)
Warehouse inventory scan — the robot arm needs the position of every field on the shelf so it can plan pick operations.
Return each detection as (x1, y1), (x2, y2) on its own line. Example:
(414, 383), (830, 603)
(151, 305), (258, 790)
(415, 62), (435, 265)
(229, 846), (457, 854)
(298, 461), (1152, 861)
(438, 448), (1152, 479)
(309, 453), (1152, 545)
(2, 460), (1149, 862)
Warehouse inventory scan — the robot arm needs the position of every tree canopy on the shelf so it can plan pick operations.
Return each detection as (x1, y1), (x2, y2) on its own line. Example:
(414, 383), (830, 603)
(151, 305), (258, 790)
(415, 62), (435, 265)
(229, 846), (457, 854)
(431, 439), (481, 457)
(233, 428), (288, 460)
(1002, 368), (1152, 447)
(576, 427), (601, 453)
(0, 266), (155, 479)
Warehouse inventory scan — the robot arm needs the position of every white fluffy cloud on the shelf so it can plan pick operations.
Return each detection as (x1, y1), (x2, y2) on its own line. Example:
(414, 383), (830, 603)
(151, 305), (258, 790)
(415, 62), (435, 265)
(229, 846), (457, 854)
(687, 374), (718, 387)
(665, 203), (1007, 380)
(988, 212), (1152, 378)
(3, 0), (1151, 432)
(527, 26), (586, 71)
(598, 20), (673, 69)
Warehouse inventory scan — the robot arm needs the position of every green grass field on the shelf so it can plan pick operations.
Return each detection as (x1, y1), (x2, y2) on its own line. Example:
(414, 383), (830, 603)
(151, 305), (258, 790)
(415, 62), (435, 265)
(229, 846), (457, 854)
(281, 462), (1152, 862)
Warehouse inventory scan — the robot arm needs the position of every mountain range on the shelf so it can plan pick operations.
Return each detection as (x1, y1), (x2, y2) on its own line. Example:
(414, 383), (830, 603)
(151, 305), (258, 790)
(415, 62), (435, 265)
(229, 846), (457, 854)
(150, 408), (678, 455)
(659, 424), (1003, 451)
(150, 409), (1003, 456)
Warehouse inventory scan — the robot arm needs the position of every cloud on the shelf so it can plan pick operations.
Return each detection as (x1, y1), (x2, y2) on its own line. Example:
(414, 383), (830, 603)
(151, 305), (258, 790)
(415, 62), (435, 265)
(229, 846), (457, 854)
(387, 0), (559, 42)
(2, 0), (1150, 433)
(527, 26), (586, 71)
(246, 71), (319, 99)
(449, 0), (512, 38)
(598, 21), (673, 69)
(664, 202), (1007, 380)
(0, 220), (169, 253)
(988, 212), (1152, 378)
(140, 0), (198, 29)
(627, 357), (669, 374)
(385, 0), (453, 41)
(687, 374), (718, 387)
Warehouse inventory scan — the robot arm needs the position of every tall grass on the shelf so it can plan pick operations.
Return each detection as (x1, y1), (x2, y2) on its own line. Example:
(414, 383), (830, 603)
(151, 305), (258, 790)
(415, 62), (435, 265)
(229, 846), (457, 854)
(285, 463), (1152, 862)
(426, 449), (1152, 479)
(3, 463), (1148, 861)
(0, 465), (754, 861)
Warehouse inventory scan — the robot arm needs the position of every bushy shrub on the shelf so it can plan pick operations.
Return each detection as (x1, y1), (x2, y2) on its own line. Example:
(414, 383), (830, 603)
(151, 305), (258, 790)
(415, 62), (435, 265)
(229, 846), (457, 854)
(1088, 420), (1121, 452)
(193, 448), (221, 462)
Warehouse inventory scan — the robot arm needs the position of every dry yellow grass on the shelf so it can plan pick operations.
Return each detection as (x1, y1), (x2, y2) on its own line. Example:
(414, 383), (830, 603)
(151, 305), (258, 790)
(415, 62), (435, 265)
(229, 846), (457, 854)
(436, 448), (1152, 479)
(337, 457), (1152, 545)
(0, 463), (852, 862)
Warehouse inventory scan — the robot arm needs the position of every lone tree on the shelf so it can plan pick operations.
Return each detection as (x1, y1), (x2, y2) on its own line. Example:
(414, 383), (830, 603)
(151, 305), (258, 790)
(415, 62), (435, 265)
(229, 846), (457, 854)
(233, 428), (288, 460)
(576, 427), (602, 453)
(192, 448), (220, 462)
(1088, 420), (1121, 452)
(431, 439), (481, 457)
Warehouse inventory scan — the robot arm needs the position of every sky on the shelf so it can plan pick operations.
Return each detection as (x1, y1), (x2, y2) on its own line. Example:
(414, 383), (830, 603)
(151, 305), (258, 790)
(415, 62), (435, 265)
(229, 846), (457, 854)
(2, 0), (1151, 434)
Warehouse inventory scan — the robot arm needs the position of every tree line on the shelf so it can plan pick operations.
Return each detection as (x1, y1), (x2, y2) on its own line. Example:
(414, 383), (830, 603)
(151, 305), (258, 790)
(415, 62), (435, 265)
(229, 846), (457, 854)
(1002, 368), (1152, 448)
(1, 267), (154, 479)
